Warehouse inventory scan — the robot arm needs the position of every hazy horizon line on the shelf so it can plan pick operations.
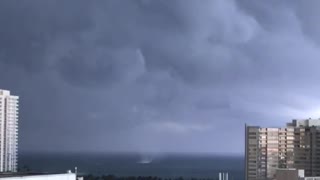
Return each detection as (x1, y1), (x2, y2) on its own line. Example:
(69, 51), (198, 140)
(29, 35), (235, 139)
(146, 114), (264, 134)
(19, 150), (244, 157)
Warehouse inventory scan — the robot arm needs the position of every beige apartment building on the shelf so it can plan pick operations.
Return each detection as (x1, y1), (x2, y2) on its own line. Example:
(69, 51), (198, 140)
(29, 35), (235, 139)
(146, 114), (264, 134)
(245, 119), (320, 180)
(0, 90), (19, 172)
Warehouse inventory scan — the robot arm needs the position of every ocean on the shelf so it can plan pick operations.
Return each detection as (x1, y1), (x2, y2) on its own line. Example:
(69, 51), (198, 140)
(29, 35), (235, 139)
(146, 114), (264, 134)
(19, 153), (244, 180)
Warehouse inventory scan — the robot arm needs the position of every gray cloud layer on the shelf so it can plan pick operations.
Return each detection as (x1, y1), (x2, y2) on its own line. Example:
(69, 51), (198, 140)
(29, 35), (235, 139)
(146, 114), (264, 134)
(1, 0), (320, 154)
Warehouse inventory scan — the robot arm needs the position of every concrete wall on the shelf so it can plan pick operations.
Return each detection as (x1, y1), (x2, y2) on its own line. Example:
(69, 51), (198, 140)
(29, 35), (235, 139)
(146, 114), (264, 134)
(275, 169), (299, 180)
(303, 177), (320, 180)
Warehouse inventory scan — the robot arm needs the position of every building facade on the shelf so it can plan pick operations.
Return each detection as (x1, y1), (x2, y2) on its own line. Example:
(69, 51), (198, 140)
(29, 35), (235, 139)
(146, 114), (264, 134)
(245, 119), (320, 180)
(0, 90), (18, 172)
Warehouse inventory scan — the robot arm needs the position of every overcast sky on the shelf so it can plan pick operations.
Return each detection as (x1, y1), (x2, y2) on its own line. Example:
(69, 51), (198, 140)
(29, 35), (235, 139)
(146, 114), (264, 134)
(1, 0), (320, 154)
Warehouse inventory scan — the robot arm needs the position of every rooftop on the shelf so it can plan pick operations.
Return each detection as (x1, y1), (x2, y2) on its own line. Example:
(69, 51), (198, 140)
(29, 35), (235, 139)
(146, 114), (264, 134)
(0, 172), (74, 178)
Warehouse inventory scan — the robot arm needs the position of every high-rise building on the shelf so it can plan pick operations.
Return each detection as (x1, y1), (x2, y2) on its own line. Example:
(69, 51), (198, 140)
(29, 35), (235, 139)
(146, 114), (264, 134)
(245, 119), (320, 180)
(0, 89), (18, 172)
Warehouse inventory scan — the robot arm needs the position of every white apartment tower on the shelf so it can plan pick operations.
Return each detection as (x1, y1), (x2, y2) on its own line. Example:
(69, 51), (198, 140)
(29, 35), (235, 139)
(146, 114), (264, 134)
(0, 89), (18, 172)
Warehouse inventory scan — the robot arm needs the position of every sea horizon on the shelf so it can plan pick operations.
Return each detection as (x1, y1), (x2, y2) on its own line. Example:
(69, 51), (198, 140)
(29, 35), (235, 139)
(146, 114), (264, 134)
(19, 152), (244, 180)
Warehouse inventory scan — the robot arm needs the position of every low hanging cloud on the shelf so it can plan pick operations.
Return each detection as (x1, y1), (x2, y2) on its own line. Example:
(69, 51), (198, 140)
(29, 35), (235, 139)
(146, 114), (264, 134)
(147, 121), (211, 134)
(1, 0), (320, 154)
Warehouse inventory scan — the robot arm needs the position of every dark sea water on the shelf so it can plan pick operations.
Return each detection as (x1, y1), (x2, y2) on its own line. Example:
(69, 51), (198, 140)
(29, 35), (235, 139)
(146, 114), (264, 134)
(19, 153), (244, 180)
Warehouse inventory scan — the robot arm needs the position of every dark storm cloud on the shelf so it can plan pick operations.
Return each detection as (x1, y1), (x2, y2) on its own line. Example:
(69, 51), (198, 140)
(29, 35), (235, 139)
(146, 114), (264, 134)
(1, 0), (320, 154)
